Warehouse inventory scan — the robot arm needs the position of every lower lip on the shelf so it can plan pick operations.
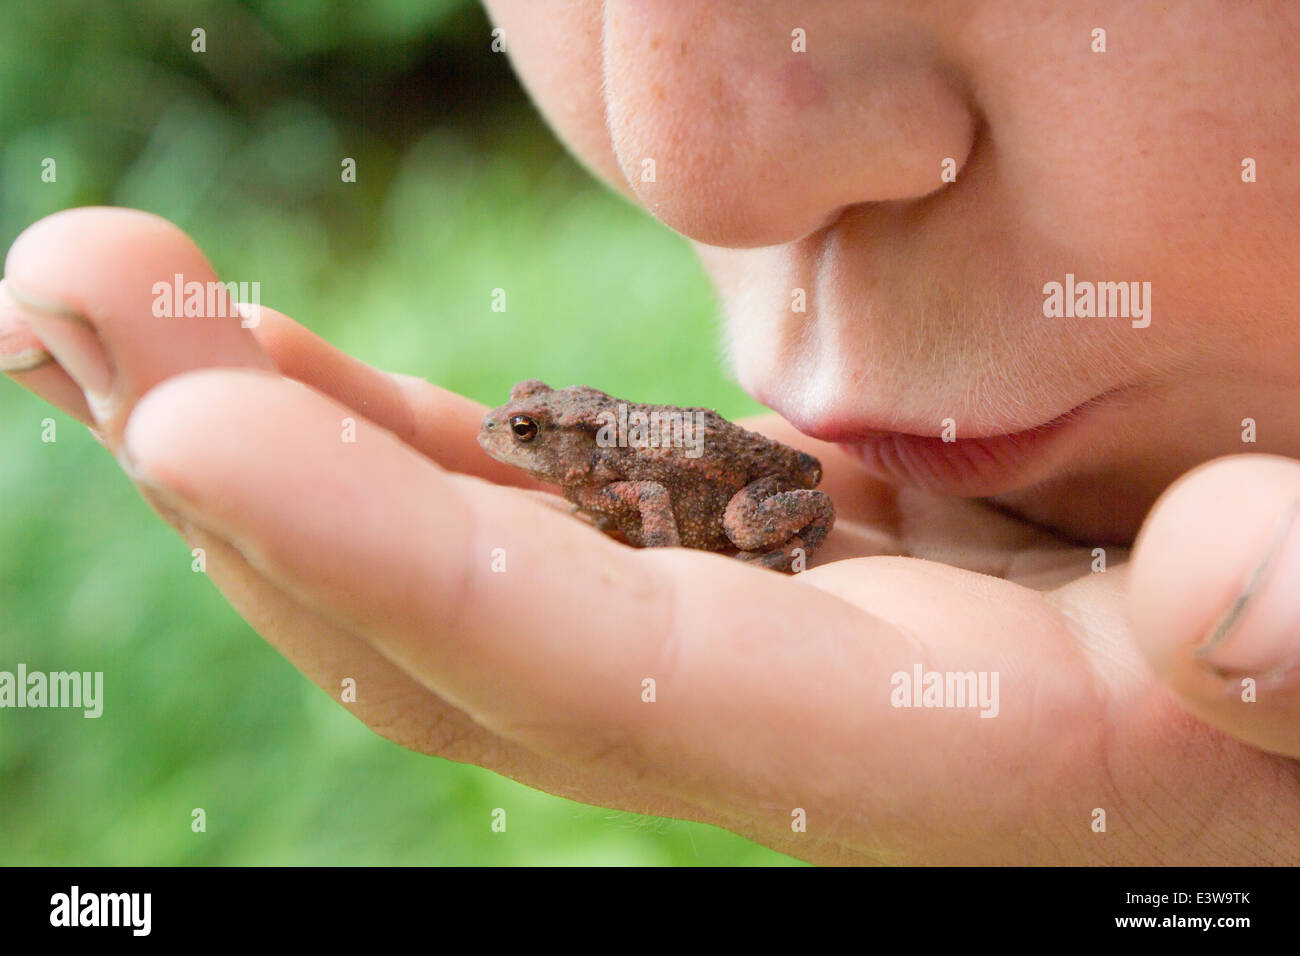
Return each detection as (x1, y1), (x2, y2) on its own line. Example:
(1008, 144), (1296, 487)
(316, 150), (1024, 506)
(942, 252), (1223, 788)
(836, 404), (1093, 497)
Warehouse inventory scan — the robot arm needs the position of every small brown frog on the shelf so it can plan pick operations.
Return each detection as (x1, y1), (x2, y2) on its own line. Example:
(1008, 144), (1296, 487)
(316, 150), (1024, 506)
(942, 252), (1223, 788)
(478, 380), (835, 572)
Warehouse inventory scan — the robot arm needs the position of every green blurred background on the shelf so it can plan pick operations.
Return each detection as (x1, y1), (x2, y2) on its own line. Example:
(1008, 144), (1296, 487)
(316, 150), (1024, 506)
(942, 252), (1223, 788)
(0, 0), (793, 864)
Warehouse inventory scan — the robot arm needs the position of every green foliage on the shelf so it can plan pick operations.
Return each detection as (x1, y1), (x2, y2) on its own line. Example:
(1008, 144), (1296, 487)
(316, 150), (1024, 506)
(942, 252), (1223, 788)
(0, 0), (792, 864)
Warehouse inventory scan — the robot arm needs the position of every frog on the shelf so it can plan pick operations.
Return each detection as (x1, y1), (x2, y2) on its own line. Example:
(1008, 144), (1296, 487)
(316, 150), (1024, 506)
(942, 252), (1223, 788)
(478, 380), (835, 572)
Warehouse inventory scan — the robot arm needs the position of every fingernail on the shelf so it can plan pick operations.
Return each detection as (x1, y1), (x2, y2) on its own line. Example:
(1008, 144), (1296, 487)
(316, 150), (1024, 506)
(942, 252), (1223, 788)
(1196, 496), (1300, 675)
(0, 343), (53, 373)
(120, 449), (259, 566)
(118, 448), (182, 502)
(0, 293), (53, 372)
(119, 450), (195, 520)
(4, 281), (114, 409)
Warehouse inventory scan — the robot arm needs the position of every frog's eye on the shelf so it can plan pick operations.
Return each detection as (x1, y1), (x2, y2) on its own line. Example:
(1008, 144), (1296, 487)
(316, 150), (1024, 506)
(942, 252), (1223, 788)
(509, 414), (539, 442)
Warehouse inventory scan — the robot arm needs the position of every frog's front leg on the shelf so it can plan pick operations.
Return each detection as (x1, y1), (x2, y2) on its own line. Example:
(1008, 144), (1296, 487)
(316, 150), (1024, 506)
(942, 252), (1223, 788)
(723, 475), (835, 571)
(569, 481), (681, 548)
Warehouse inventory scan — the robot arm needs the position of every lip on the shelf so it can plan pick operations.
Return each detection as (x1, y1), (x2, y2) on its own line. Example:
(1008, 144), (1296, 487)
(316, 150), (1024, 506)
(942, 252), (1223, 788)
(824, 396), (1108, 497)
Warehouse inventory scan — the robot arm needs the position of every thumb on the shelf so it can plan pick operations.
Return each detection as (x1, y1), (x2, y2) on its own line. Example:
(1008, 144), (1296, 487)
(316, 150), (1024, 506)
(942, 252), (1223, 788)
(1131, 454), (1300, 757)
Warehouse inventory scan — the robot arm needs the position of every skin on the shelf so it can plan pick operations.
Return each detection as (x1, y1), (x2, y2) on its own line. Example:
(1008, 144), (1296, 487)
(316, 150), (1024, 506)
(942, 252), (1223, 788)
(3, 0), (1300, 864)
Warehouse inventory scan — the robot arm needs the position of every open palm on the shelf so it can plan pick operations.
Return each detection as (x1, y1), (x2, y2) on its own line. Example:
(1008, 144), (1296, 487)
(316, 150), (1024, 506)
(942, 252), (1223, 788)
(4, 208), (1297, 864)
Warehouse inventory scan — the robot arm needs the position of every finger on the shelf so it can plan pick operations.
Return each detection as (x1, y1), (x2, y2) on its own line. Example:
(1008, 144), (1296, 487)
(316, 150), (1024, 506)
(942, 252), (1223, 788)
(0, 279), (94, 424)
(110, 365), (733, 829)
(2, 206), (274, 447)
(3, 225), (535, 490)
(0, 215), (704, 819)
(123, 368), (1116, 862)
(1131, 453), (1300, 757)
(247, 305), (544, 488)
(172, 520), (713, 824)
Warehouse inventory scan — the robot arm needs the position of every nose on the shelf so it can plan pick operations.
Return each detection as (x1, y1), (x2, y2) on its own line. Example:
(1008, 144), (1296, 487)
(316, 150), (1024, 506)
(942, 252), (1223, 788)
(602, 2), (977, 248)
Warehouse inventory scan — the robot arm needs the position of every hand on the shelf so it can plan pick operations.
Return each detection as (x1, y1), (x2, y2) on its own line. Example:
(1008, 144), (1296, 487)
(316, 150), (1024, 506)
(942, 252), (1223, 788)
(4, 208), (1297, 864)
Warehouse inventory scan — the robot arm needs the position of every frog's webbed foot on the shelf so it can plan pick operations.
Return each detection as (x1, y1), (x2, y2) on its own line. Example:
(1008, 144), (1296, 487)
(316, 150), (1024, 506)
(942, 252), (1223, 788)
(725, 475), (835, 572)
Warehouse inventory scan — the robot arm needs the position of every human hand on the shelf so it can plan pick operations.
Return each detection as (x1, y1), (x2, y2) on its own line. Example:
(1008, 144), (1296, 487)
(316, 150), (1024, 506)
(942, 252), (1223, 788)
(4, 208), (1296, 864)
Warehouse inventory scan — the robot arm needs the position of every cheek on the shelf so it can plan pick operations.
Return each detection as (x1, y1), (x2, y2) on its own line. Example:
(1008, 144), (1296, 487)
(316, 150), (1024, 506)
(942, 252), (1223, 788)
(481, 0), (631, 196)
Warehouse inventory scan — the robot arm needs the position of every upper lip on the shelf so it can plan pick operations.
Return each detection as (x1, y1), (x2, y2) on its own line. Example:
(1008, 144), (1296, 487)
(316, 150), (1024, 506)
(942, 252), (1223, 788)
(788, 410), (1074, 445)
(782, 389), (1113, 445)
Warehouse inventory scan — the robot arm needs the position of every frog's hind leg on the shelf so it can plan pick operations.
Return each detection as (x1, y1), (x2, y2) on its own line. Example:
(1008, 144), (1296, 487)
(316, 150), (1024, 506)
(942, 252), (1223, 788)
(724, 476), (835, 572)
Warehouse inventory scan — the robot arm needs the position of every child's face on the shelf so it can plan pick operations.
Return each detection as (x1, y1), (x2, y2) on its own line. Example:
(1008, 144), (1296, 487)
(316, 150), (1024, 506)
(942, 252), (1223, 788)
(483, 1), (1300, 539)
